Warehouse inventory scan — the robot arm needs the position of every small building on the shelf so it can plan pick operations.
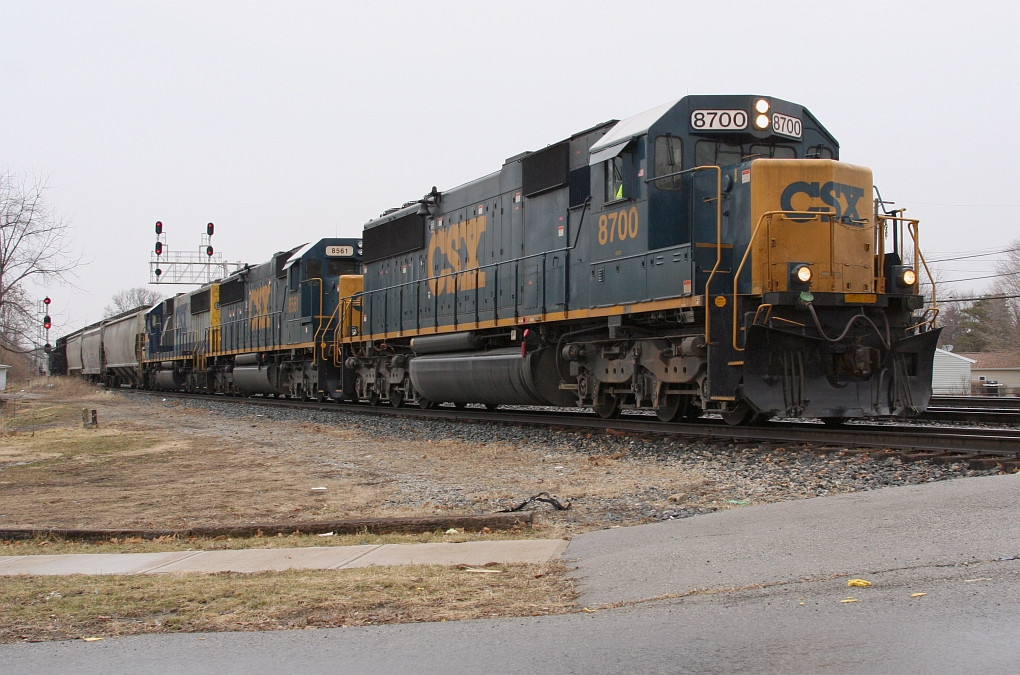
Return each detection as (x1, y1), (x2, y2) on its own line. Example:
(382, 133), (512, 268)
(931, 349), (974, 395)
(956, 351), (1020, 396)
(0, 364), (9, 392)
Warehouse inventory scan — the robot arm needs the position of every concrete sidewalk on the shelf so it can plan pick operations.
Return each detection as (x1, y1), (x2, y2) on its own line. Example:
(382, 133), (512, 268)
(0, 539), (569, 576)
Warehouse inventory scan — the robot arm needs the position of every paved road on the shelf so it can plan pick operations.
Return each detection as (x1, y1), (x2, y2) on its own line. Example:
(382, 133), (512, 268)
(3, 473), (1018, 674)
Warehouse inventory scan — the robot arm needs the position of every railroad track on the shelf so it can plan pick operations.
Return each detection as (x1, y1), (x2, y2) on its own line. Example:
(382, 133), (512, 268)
(132, 390), (1020, 471)
(925, 395), (1020, 425)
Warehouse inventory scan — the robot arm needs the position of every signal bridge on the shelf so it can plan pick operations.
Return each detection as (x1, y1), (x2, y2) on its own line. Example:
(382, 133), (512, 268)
(150, 220), (244, 285)
(149, 248), (241, 285)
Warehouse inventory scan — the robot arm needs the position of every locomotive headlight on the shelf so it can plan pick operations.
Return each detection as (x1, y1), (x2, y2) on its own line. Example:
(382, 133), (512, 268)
(754, 98), (771, 114)
(789, 262), (812, 292)
(891, 265), (917, 292)
(754, 113), (770, 130)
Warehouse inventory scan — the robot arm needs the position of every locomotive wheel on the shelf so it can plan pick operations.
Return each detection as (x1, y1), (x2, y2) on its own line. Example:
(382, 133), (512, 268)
(389, 383), (404, 408)
(593, 392), (621, 419)
(368, 388), (381, 406)
(722, 401), (756, 426)
(418, 396), (436, 410)
(654, 393), (687, 422)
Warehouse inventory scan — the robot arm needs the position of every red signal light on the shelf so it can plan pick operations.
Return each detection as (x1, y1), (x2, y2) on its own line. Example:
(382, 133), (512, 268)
(155, 221), (163, 235)
(43, 315), (52, 330)
(44, 296), (51, 305)
(206, 245), (214, 257)
(206, 222), (214, 236)
(155, 241), (163, 255)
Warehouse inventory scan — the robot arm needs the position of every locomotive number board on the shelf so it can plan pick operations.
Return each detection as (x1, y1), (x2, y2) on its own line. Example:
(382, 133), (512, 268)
(690, 109), (748, 130)
(771, 112), (802, 138)
(326, 245), (355, 257)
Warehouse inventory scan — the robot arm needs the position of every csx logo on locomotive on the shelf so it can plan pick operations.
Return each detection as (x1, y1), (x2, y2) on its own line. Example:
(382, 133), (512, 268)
(780, 181), (866, 223)
(427, 215), (487, 295)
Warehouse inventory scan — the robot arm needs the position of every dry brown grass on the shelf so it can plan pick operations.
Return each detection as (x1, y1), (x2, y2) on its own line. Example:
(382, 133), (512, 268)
(0, 561), (576, 643)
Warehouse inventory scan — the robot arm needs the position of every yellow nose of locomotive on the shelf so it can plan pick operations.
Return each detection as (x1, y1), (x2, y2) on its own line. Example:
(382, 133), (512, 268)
(748, 159), (874, 295)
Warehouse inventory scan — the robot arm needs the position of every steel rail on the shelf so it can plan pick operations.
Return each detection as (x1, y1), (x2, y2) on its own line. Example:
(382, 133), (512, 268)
(128, 390), (1020, 460)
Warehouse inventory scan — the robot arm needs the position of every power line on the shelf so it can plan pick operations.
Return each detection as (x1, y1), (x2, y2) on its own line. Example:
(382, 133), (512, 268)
(904, 201), (1020, 208)
(938, 294), (1020, 303)
(939, 271), (1020, 284)
(928, 246), (1020, 263)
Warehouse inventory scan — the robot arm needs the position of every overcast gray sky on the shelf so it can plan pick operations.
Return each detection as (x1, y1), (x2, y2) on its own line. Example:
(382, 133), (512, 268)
(3, 0), (1017, 330)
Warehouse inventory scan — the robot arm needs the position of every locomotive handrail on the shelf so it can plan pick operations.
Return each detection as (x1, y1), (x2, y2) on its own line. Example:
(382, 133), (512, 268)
(876, 213), (938, 331)
(731, 209), (835, 351)
(304, 277), (327, 354)
(357, 200), (594, 342)
(693, 166), (727, 347)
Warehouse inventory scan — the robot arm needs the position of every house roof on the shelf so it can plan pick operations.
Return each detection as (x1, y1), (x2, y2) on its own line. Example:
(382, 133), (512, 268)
(955, 351), (1020, 370)
(935, 348), (976, 364)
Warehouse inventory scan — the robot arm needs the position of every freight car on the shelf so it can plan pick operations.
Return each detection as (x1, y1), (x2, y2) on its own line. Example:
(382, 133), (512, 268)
(142, 237), (363, 399)
(337, 94), (940, 423)
(49, 306), (150, 386)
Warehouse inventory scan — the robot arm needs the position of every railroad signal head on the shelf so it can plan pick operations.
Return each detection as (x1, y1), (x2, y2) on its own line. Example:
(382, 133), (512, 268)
(155, 241), (163, 256)
(155, 220), (163, 235)
(44, 296), (51, 306)
(43, 315), (52, 330)
(155, 267), (163, 278)
(206, 222), (214, 236)
(206, 245), (214, 257)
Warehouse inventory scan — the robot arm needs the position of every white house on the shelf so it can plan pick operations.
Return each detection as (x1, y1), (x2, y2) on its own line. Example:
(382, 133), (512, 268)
(931, 349), (974, 395)
(0, 364), (10, 392)
(957, 351), (1020, 396)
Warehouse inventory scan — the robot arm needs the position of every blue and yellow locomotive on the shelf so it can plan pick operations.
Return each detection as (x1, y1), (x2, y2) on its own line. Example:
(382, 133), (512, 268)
(144, 238), (363, 399)
(339, 94), (939, 423)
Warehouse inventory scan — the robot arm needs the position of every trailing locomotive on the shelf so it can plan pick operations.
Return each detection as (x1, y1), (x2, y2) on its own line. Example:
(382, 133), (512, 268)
(142, 238), (363, 399)
(338, 94), (940, 423)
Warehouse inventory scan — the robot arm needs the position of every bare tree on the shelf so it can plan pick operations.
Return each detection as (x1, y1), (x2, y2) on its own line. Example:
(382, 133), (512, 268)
(104, 287), (164, 317)
(991, 238), (1020, 351)
(0, 169), (81, 353)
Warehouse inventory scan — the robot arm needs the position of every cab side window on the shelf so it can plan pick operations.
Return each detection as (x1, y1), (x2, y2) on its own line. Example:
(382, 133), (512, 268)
(653, 135), (683, 190)
(606, 155), (626, 202)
